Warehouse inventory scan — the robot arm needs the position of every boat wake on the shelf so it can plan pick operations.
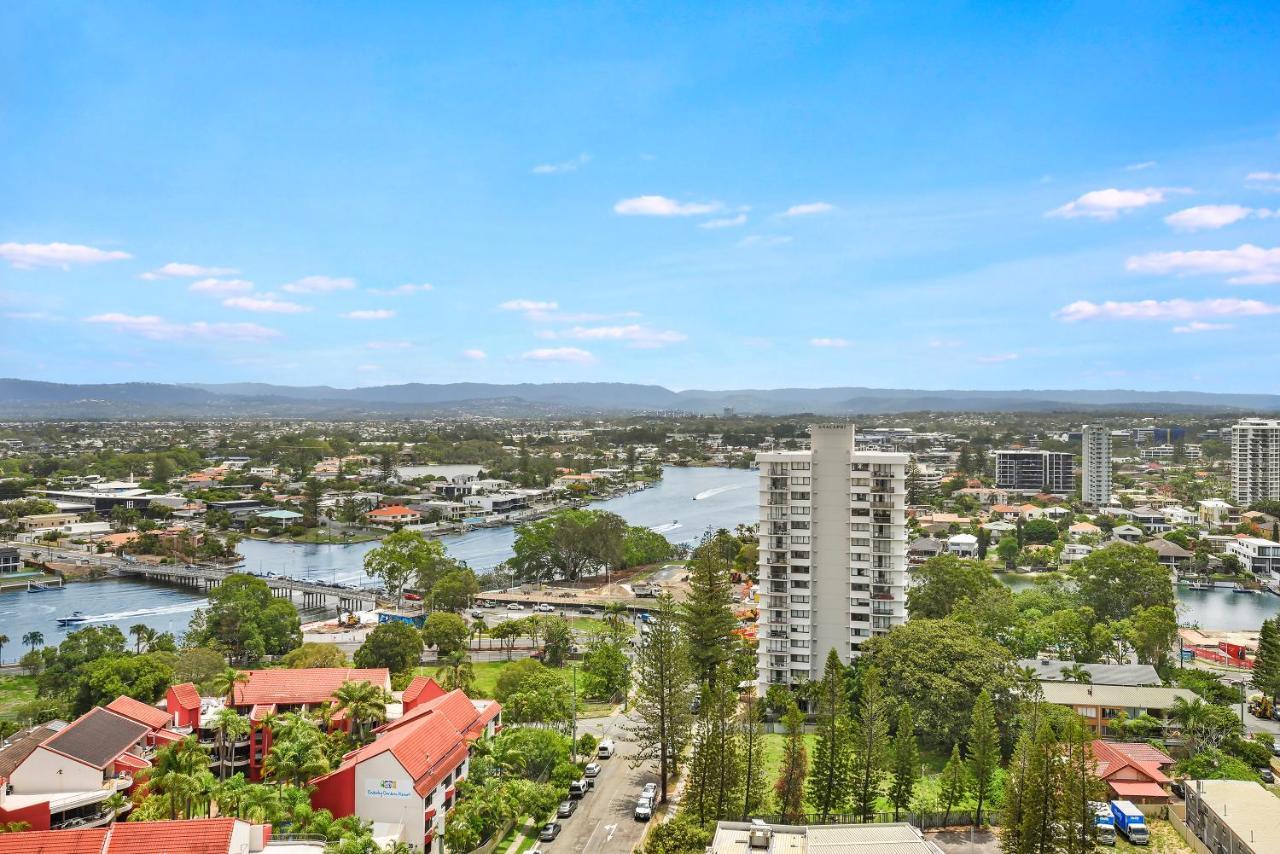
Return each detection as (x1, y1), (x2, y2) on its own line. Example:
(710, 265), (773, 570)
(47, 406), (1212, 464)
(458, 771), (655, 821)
(74, 600), (209, 624)
(692, 484), (744, 501)
(649, 522), (683, 534)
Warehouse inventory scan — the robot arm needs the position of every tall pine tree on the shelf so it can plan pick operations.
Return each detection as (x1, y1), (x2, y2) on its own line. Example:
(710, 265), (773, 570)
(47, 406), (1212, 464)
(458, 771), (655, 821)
(774, 697), (808, 823)
(680, 531), (740, 688)
(849, 665), (892, 822)
(806, 649), (854, 820)
(1253, 617), (1280, 706)
(684, 683), (743, 826)
(967, 688), (1000, 826)
(739, 692), (769, 820)
(629, 593), (695, 803)
(889, 704), (920, 821)
(938, 744), (968, 827)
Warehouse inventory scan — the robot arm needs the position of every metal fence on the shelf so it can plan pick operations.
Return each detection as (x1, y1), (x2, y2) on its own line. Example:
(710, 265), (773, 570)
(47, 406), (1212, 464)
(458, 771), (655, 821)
(752, 810), (999, 829)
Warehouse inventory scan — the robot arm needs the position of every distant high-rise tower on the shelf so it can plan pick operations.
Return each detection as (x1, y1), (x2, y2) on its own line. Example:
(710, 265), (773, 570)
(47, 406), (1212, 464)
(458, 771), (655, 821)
(994, 449), (1074, 494)
(1081, 425), (1111, 506)
(1232, 418), (1280, 505)
(755, 424), (908, 691)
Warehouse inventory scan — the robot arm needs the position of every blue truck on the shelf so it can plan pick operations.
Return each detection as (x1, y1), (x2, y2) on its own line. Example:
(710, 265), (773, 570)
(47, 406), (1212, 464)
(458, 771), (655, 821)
(1091, 801), (1115, 846)
(1110, 800), (1148, 845)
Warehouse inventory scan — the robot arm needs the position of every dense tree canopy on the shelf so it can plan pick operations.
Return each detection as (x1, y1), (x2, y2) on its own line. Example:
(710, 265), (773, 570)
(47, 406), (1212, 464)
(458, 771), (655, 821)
(186, 575), (301, 664)
(906, 554), (1002, 619)
(353, 621), (424, 676)
(1068, 542), (1176, 622)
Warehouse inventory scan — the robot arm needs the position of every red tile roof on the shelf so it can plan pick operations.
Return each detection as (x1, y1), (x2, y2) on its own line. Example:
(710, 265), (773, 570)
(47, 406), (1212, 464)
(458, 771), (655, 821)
(106, 695), (171, 730)
(1109, 781), (1169, 799)
(106, 818), (238, 854)
(368, 505), (418, 518)
(233, 668), (390, 706)
(168, 682), (201, 711)
(113, 751), (152, 772)
(402, 676), (446, 706)
(0, 828), (108, 854)
(317, 689), (499, 799)
(1108, 742), (1173, 766)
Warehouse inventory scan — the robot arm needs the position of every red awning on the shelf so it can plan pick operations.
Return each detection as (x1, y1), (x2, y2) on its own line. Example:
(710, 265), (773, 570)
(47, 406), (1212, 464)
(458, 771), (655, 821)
(114, 752), (152, 771)
(1109, 781), (1168, 799)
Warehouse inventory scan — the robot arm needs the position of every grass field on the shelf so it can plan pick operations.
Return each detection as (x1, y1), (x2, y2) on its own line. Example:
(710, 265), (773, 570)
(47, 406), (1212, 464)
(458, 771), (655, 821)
(414, 659), (616, 717)
(1117, 820), (1194, 854)
(0, 675), (37, 722)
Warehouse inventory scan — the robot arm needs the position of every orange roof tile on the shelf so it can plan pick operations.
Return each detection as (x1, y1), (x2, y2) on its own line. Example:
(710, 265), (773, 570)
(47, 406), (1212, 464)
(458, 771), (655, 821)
(368, 505), (418, 517)
(233, 668), (390, 706)
(0, 829), (108, 854)
(402, 675), (446, 706)
(106, 819), (238, 853)
(106, 695), (171, 730)
(168, 682), (201, 711)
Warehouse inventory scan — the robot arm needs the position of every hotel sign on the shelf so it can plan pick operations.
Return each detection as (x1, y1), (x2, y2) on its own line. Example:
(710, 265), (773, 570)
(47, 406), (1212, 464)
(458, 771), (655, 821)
(365, 778), (413, 799)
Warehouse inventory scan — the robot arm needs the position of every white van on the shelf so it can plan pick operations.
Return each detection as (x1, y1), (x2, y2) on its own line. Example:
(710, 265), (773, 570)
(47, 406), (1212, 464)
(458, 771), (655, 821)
(597, 739), (615, 759)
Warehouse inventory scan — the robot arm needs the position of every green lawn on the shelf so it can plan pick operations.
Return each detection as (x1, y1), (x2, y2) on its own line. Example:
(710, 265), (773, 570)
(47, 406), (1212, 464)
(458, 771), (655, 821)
(0, 675), (37, 722)
(414, 659), (617, 717)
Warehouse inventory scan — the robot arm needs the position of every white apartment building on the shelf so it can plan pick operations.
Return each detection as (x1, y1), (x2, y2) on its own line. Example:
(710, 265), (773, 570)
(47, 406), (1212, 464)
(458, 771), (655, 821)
(755, 424), (909, 690)
(1227, 537), (1280, 578)
(1232, 418), (1280, 505)
(1081, 424), (1111, 506)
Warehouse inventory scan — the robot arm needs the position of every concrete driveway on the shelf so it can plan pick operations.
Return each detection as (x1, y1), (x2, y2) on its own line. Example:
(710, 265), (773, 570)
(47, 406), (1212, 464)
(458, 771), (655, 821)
(924, 828), (999, 854)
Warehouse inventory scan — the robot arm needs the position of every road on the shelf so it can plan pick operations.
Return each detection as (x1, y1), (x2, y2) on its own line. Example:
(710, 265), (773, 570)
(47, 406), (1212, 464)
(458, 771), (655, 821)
(550, 707), (656, 853)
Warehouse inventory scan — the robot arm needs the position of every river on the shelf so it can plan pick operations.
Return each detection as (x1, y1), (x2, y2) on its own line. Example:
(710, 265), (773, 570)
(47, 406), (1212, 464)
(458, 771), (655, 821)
(3, 465), (1277, 660)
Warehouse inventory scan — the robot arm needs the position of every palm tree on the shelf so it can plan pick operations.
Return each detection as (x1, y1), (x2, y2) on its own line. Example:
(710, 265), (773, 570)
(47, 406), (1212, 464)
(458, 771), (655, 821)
(102, 792), (128, 823)
(240, 783), (282, 824)
(263, 734), (330, 788)
(129, 623), (157, 654)
(21, 631), (43, 652)
(1170, 695), (1207, 749)
(0, 633), (9, 666)
(1060, 663), (1092, 684)
(332, 681), (389, 743)
(146, 736), (211, 820)
(212, 667), (250, 704)
(470, 617), (487, 650)
(434, 650), (475, 695)
(1, 821), (32, 833)
(210, 707), (250, 781)
(214, 773), (249, 819)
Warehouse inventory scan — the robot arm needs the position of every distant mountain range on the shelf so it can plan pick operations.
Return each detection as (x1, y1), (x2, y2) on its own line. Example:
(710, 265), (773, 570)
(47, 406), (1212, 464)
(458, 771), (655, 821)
(2, 378), (1279, 418)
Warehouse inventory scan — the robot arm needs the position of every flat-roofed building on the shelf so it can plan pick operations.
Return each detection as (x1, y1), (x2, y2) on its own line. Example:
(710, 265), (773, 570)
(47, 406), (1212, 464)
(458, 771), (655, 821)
(707, 820), (944, 854)
(1038, 681), (1199, 736)
(1184, 779), (1280, 854)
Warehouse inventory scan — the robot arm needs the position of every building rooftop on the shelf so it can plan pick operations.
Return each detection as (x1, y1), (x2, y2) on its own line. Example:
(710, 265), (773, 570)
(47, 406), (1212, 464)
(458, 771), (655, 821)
(42, 707), (150, 770)
(1188, 779), (1280, 854)
(105, 694), (171, 730)
(233, 668), (390, 707)
(0, 818), (244, 854)
(707, 821), (944, 854)
(1018, 658), (1161, 686)
(0, 723), (59, 780)
(1037, 681), (1198, 709)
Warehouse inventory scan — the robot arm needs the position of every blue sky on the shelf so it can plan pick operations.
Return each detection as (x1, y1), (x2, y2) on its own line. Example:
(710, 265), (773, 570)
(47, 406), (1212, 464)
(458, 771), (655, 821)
(3, 1), (1280, 392)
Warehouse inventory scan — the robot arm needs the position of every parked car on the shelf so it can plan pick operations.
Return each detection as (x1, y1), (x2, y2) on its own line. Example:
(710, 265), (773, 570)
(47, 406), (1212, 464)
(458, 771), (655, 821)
(634, 797), (652, 821)
(1259, 767), (1275, 784)
(568, 779), (590, 799)
(403, 592), (422, 601)
(507, 602), (525, 611)
(597, 739), (615, 759)
(1169, 781), (1185, 799)
(538, 822), (561, 841)
(536, 603), (555, 612)
(556, 800), (577, 818)
(469, 609), (482, 618)
(583, 762), (601, 777)
(641, 782), (658, 800)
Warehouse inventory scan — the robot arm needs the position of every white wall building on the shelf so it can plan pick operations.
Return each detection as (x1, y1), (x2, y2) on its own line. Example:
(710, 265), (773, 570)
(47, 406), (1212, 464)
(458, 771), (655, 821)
(755, 424), (908, 691)
(1232, 418), (1280, 505)
(1227, 537), (1280, 578)
(1081, 424), (1111, 506)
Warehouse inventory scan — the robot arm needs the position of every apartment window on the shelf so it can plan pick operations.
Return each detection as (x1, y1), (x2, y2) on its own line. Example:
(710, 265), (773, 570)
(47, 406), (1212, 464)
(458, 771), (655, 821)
(791, 535), (810, 545)
(790, 520), (810, 530)
(789, 624), (809, 633)
(790, 550), (810, 560)
(850, 537), (870, 547)
(850, 492), (868, 501)
(790, 594), (810, 604)
(790, 461), (811, 470)
(789, 610), (810, 619)
(790, 491), (810, 500)
(790, 476), (811, 486)
(790, 639), (810, 648)
(791, 505), (810, 515)
(790, 579), (809, 589)
(790, 654), (810, 664)
(850, 522), (869, 532)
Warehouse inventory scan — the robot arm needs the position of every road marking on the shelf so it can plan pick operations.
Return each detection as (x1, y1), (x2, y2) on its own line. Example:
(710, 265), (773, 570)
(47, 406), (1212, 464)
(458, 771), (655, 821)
(604, 823), (616, 842)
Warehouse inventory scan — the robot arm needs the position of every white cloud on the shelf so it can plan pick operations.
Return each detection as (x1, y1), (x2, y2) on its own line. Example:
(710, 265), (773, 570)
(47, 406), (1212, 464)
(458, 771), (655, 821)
(0, 241), (132, 270)
(4, 311), (62, 321)
(1172, 321), (1234, 333)
(281, 275), (357, 294)
(781, 202), (835, 217)
(613, 196), (723, 216)
(140, 262), (239, 280)
(365, 340), (413, 350)
(189, 278), (254, 295)
(738, 235), (792, 248)
(552, 324), (687, 349)
(1056, 297), (1280, 323)
(699, 214), (748, 229)
(521, 347), (597, 364)
(1125, 244), (1280, 285)
(1046, 187), (1184, 220)
(368, 283), (433, 296)
(976, 353), (1020, 363)
(84, 313), (281, 342)
(1163, 205), (1255, 231)
(462, 349), (487, 360)
(223, 295), (310, 314)
(1246, 171), (1280, 186)
(532, 153), (590, 175)
(343, 309), (396, 320)
(809, 337), (852, 348)
(1125, 161), (1158, 171)
(928, 338), (965, 348)
(499, 299), (559, 313)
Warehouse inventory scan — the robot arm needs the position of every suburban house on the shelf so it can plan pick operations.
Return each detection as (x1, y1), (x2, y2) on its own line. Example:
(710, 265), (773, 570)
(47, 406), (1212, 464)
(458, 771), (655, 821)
(1142, 538), (1193, 571)
(1111, 524), (1144, 543)
(1037, 681), (1199, 736)
(366, 505), (422, 526)
(310, 688), (501, 852)
(1059, 542), (1093, 564)
(0, 707), (152, 831)
(1091, 740), (1173, 804)
(1068, 522), (1101, 541)
(906, 537), (943, 566)
(1227, 537), (1280, 578)
(0, 547), (20, 575)
(945, 533), (978, 558)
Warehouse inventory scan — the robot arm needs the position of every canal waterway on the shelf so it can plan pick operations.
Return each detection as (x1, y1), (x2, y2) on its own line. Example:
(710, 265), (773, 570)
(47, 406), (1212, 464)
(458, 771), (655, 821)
(3, 465), (1278, 658)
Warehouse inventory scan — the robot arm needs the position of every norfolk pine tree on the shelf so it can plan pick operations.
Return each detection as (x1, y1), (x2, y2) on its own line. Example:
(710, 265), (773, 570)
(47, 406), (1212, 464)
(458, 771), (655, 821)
(680, 531), (740, 688)
(889, 703), (920, 821)
(938, 744), (968, 827)
(684, 683), (742, 825)
(739, 692), (769, 820)
(630, 593), (695, 804)
(806, 649), (854, 821)
(774, 696), (808, 823)
(849, 665), (892, 822)
(1253, 617), (1280, 706)
(967, 688), (1000, 826)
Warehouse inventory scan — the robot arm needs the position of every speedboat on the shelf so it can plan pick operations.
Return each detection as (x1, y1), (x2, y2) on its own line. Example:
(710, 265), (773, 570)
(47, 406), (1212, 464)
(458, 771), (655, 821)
(56, 611), (89, 626)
